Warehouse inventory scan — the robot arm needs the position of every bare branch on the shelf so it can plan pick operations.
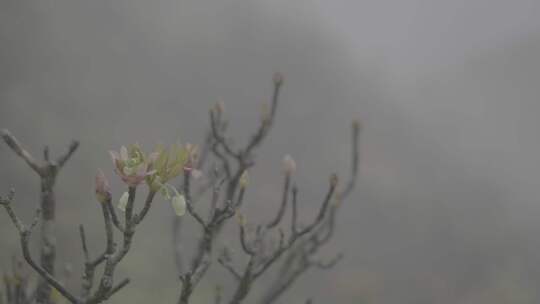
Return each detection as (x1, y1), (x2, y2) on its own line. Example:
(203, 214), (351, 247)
(243, 74), (283, 156)
(341, 120), (360, 199)
(172, 217), (185, 274)
(290, 186), (299, 235)
(57, 140), (80, 168)
(239, 224), (255, 256)
(260, 119), (360, 303)
(217, 258), (241, 281)
(105, 200), (124, 232)
(1, 191), (80, 304)
(79, 225), (90, 262)
(173, 75), (359, 304)
(28, 208), (42, 232)
(209, 110), (240, 159)
(133, 190), (157, 225)
(196, 132), (212, 171)
(124, 187), (137, 229)
(266, 174), (291, 229)
(1, 129), (42, 174)
(0, 191), (24, 233)
(207, 171), (226, 222)
(211, 141), (232, 179)
(80, 225), (101, 300)
(2, 130), (81, 303)
(106, 278), (130, 298)
(183, 172), (207, 228)
(87, 188), (155, 304)
(311, 253), (343, 270)
(43, 146), (50, 162)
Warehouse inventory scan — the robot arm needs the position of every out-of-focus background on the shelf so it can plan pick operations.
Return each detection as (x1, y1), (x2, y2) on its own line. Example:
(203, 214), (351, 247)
(2, 0), (540, 303)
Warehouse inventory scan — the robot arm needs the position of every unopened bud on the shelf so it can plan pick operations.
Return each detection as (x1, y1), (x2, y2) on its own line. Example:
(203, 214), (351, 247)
(236, 212), (247, 227)
(171, 194), (186, 216)
(95, 170), (111, 204)
(330, 173), (339, 187)
(282, 154), (296, 175)
(272, 72), (284, 86)
(239, 170), (249, 188)
(352, 119), (362, 132)
(214, 100), (225, 114)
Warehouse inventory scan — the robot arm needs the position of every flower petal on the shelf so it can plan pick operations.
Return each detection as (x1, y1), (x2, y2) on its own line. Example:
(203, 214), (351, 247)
(136, 162), (147, 176)
(120, 146), (129, 161)
(109, 151), (120, 162)
(123, 166), (134, 176)
(145, 169), (157, 177)
(148, 151), (160, 164)
(95, 169), (111, 204)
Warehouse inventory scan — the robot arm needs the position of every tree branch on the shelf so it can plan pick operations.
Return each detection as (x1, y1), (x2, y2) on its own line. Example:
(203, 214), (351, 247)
(266, 174), (291, 229)
(1, 191), (80, 304)
(1, 130), (42, 174)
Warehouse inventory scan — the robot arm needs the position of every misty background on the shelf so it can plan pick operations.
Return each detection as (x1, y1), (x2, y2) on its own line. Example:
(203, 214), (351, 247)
(2, 0), (540, 303)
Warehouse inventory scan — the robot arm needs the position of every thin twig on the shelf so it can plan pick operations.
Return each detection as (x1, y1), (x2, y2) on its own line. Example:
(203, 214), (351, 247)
(290, 186), (299, 235)
(1, 130), (42, 174)
(239, 225), (255, 256)
(57, 141), (80, 168)
(1, 191), (80, 304)
(267, 174), (291, 229)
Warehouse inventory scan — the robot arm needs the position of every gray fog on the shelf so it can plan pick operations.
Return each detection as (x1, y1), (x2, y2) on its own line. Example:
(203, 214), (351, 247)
(2, 0), (540, 303)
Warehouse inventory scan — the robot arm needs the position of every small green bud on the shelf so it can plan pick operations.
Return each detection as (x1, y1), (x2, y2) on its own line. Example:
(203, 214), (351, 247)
(239, 170), (249, 189)
(236, 212), (247, 227)
(171, 194), (186, 216)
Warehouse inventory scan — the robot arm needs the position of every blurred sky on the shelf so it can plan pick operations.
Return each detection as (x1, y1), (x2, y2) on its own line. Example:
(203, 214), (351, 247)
(2, 0), (540, 303)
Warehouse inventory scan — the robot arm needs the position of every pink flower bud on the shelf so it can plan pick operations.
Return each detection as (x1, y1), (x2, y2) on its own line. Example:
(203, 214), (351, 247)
(95, 169), (111, 203)
(109, 145), (156, 187)
(282, 154), (296, 175)
(214, 100), (225, 114)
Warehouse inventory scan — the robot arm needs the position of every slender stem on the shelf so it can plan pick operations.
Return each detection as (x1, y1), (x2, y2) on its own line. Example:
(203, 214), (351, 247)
(290, 186), (299, 235)
(1, 195), (80, 304)
(134, 190), (156, 225)
(2, 130), (79, 304)
(267, 174), (291, 229)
